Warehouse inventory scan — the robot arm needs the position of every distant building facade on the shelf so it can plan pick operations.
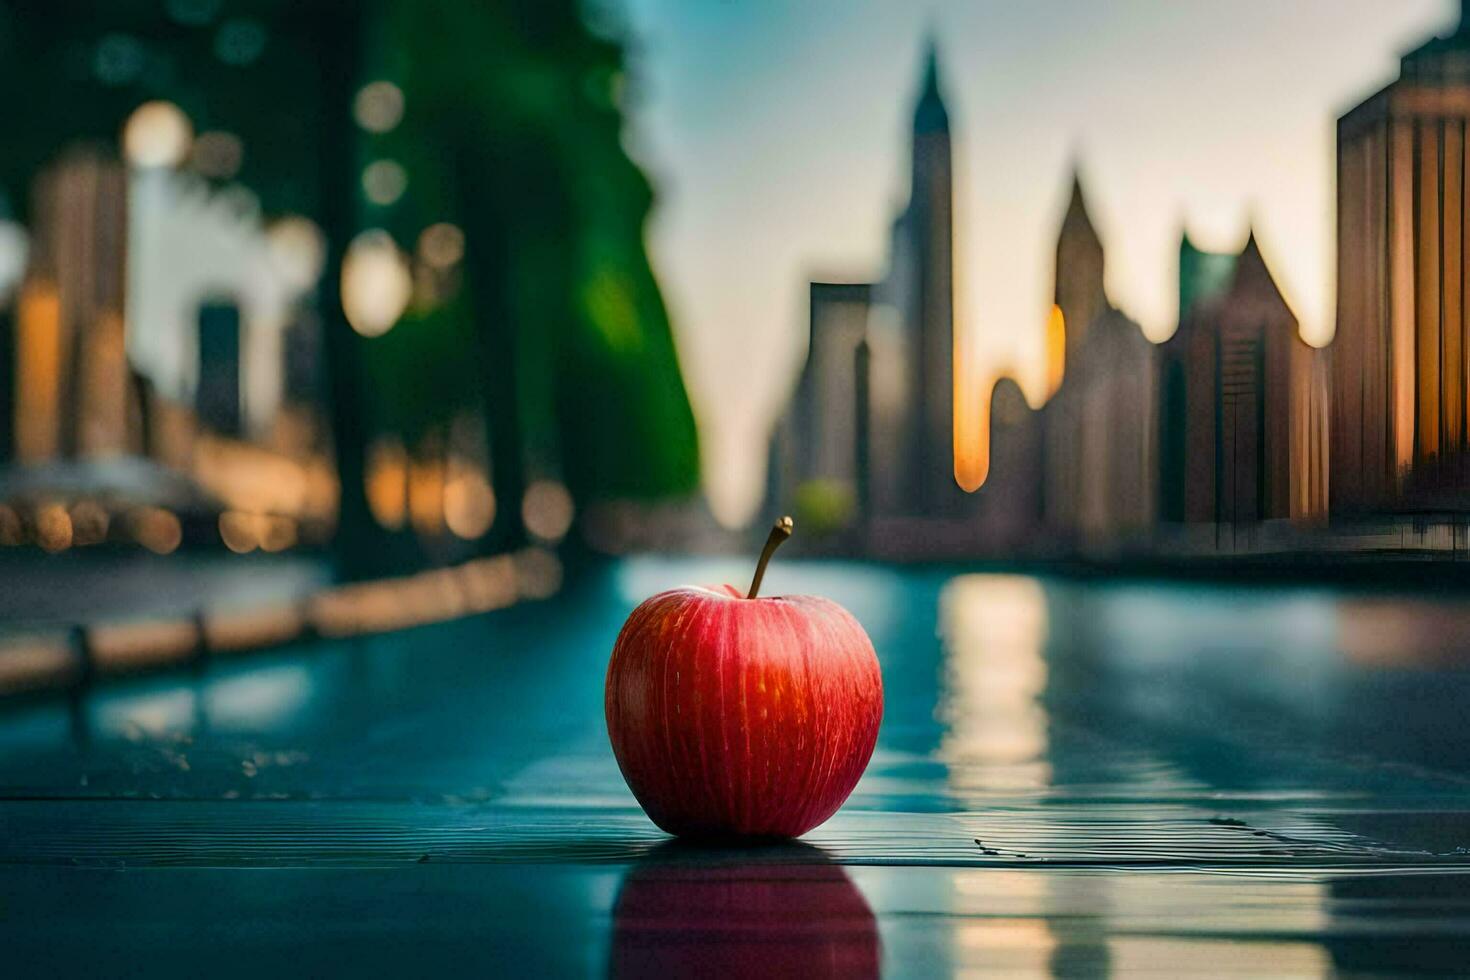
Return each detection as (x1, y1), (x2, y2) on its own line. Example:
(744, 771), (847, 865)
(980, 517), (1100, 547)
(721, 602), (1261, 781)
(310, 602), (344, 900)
(774, 282), (872, 528)
(196, 297), (243, 437)
(1160, 235), (1328, 525)
(1040, 177), (1157, 543)
(1333, 5), (1470, 512)
(977, 377), (1042, 548)
(15, 148), (135, 462)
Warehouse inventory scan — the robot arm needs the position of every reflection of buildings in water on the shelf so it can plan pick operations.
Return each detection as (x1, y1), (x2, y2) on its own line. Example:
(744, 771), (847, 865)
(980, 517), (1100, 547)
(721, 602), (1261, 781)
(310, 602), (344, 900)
(946, 867), (1330, 978)
(937, 574), (1051, 795)
(938, 577), (1334, 976)
(949, 870), (1058, 976)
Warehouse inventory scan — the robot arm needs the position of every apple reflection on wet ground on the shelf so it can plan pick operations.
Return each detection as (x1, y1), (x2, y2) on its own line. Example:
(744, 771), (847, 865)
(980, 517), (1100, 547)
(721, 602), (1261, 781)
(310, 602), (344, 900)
(610, 842), (879, 978)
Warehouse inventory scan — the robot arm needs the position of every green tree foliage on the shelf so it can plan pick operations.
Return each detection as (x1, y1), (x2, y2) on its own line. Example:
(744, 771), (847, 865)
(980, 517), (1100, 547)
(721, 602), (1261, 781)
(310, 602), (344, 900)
(373, 0), (700, 511)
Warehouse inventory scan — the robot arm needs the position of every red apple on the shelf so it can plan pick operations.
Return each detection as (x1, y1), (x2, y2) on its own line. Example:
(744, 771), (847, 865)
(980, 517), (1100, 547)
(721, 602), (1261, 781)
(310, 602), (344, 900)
(605, 517), (883, 838)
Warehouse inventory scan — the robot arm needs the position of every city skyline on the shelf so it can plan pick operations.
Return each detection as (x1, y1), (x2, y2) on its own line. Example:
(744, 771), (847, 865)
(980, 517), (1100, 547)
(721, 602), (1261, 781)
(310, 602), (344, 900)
(616, 0), (1455, 525)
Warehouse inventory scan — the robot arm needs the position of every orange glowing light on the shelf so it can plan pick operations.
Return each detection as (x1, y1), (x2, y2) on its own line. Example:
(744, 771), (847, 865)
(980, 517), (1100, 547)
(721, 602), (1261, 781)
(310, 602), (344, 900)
(408, 454), (446, 537)
(953, 322), (986, 493)
(15, 281), (62, 463)
(131, 507), (182, 555)
(444, 460), (495, 540)
(219, 511), (260, 553)
(366, 440), (408, 530)
(1044, 305), (1066, 398)
(34, 502), (73, 553)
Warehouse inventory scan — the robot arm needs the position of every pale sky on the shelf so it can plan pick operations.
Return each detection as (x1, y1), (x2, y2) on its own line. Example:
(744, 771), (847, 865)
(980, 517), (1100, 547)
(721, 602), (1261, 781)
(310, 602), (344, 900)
(611, 0), (1454, 527)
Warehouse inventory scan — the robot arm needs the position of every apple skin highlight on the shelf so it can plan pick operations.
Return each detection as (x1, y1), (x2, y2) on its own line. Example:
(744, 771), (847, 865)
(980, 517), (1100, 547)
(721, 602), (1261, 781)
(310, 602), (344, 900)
(605, 582), (883, 839)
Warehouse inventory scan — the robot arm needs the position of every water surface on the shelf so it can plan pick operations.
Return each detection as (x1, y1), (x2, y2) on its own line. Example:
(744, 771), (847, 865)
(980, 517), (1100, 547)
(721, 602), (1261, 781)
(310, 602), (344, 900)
(3, 558), (1470, 976)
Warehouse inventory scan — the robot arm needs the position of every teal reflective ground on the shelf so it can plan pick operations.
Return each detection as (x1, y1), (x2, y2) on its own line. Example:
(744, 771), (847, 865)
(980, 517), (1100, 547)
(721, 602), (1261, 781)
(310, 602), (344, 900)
(5, 559), (1470, 976)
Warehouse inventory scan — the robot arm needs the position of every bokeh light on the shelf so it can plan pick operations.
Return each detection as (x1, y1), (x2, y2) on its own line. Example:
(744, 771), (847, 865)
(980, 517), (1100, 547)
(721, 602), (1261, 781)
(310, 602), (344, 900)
(366, 438), (409, 530)
(444, 463), (496, 540)
(129, 507), (183, 555)
(122, 101), (193, 169)
(68, 500), (110, 546)
(418, 222), (465, 268)
(341, 230), (412, 337)
(362, 159), (408, 206)
(33, 502), (73, 553)
(354, 80), (405, 134)
(214, 18), (267, 66)
(521, 480), (575, 543)
(219, 511), (259, 553)
(94, 33), (145, 86)
(266, 216), (327, 292)
(190, 130), (243, 179)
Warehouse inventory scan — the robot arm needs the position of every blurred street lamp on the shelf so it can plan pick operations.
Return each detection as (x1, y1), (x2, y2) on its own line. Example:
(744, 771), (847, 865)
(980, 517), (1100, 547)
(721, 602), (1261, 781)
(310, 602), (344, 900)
(353, 81), (405, 134)
(341, 230), (411, 336)
(122, 101), (193, 169)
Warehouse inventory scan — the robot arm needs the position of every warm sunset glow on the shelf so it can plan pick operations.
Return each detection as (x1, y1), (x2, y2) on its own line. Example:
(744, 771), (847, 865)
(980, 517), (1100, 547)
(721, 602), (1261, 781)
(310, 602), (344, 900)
(1044, 304), (1066, 398)
(1392, 126), (1417, 476)
(954, 321), (986, 493)
(939, 574), (1052, 793)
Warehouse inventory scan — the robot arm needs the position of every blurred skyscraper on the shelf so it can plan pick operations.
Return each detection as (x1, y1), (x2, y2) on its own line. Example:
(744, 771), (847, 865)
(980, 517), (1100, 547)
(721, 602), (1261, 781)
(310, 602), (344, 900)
(15, 149), (134, 464)
(774, 282), (870, 534)
(779, 42), (961, 534)
(1333, 0), (1470, 512)
(1160, 235), (1327, 525)
(1038, 176), (1157, 544)
(880, 43), (957, 517)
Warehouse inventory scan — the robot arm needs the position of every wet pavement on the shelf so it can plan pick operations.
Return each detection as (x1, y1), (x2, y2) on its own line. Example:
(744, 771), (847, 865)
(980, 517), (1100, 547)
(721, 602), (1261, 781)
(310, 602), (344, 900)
(3, 557), (1470, 976)
(0, 551), (328, 628)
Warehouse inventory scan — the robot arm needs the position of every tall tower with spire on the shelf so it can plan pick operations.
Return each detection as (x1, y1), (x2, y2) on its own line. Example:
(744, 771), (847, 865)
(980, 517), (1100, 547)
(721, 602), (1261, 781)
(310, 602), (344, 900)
(1054, 173), (1107, 375)
(878, 39), (956, 515)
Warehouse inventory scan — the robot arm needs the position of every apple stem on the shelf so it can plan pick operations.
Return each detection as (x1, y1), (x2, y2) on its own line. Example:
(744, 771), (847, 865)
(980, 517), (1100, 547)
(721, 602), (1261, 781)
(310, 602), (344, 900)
(747, 516), (794, 599)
